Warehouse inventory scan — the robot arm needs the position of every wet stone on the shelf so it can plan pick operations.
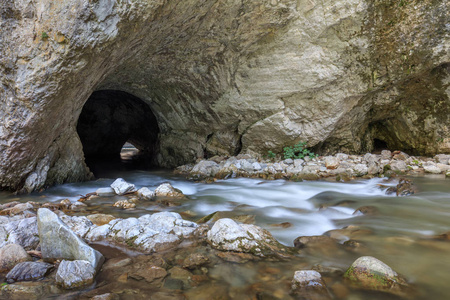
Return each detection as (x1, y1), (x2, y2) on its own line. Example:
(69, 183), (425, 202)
(6, 261), (53, 283)
(110, 178), (137, 195)
(344, 256), (408, 294)
(182, 253), (210, 269)
(291, 270), (331, 300)
(128, 265), (167, 286)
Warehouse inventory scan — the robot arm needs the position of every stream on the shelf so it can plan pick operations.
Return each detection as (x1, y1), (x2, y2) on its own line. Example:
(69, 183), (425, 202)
(1, 169), (450, 299)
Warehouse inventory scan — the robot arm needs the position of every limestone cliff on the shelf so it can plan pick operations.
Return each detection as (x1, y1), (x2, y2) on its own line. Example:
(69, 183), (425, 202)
(0, 0), (449, 192)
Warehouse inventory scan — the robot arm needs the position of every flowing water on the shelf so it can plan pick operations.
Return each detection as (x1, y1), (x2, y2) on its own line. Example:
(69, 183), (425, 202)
(1, 169), (450, 299)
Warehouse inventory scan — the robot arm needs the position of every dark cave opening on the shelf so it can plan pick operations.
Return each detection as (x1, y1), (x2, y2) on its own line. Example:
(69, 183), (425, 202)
(373, 138), (388, 153)
(76, 90), (160, 177)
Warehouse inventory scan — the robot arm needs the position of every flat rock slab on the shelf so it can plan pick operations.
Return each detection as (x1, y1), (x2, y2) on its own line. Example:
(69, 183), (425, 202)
(6, 261), (53, 283)
(37, 208), (104, 272)
(56, 260), (95, 289)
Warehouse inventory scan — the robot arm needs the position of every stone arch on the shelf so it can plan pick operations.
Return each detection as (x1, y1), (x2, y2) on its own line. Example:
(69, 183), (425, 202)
(76, 90), (160, 175)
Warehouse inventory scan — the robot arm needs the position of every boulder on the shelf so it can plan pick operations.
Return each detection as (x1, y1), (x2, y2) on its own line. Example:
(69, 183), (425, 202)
(137, 187), (155, 201)
(0, 244), (32, 272)
(424, 164), (442, 174)
(390, 160), (407, 172)
(291, 270), (330, 299)
(95, 187), (116, 197)
(37, 208), (104, 272)
(55, 260), (95, 289)
(110, 178), (137, 195)
(6, 262), (53, 283)
(2, 217), (40, 250)
(190, 160), (220, 177)
(207, 218), (288, 257)
(344, 256), (408, 293)
(154, 183), (185, 198)
(324, 156), (340, 169)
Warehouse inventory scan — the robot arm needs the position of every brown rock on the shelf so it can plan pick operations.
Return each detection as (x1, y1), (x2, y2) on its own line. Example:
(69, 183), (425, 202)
(128, 265), (167, 286)
(293, 235), (337, 249)
(0, 244), (32, 272)
(182, 253), (209, 269)
(87, 214), (116, 226)
(353, 206), (379, 216)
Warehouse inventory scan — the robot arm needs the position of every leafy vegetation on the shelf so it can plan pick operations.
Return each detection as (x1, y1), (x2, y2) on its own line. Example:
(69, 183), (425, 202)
(283, 141), (317, 160)
(41, 31), (49, 39)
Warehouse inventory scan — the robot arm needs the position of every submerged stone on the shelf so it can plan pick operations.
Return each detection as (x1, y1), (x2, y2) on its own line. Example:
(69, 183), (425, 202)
(291, 270), (330, 299)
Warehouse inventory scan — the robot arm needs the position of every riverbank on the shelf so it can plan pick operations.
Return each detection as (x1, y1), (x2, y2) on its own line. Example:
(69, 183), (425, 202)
(175, 150), (450, 182)
(0, 166), (450, 299)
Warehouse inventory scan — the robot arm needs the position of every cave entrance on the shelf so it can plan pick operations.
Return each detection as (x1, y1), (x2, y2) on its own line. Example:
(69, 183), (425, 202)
(76, 90), (160, 177)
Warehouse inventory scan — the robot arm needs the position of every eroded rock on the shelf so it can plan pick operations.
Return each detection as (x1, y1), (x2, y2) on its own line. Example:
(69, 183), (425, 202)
(110, 178), (137, 195)
(0, 244), (32, 272)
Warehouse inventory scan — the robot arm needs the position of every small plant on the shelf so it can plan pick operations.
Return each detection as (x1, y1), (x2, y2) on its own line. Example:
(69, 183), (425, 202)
(267, 150), (276, 159)
(41, 31), (49, 39)
(283, 141), (317, 160)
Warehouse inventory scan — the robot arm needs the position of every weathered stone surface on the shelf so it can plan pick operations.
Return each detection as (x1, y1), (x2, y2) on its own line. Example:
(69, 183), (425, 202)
(1, 0), (448, 193)
(6, 261), (53, 283)
(0, 281), (50, 300)
(1, 217), (39, 250)
(110, 178), (137, 195)
(207, 218), (287, 257)
(137, 187), (155, 201)
(129, 265), (167, 286)
(293, 236), (337, 249)
(37, 208), (104, 272)
(0, 244), (32, 272)
(55, 260), (96, 289)
(344, 256), (408, 293)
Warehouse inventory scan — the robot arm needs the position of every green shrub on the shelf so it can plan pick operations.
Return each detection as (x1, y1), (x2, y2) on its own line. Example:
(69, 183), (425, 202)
(283, 141), (317, 160)
(267, 150), (276, 159)
(41, 31), (49, 39)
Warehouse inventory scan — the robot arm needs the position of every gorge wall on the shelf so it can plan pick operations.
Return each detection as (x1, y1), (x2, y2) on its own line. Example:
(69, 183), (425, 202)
(0, 0), (449, 192)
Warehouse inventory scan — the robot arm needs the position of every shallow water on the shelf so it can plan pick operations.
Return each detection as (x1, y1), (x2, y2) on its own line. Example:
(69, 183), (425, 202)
(1, 170), (450, 299)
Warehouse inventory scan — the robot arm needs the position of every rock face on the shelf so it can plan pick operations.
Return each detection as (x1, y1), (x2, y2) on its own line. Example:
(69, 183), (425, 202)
(37, 208), (104, 272)
(0, 0), (449, 192)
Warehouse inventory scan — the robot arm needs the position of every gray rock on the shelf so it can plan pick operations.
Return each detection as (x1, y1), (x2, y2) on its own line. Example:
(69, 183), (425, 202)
(3, 217), (39, 250)
(207, 218), (285, 257)
(110, 178), (137, 195)
(0, 244), (32, 272)
(191, 160), (220, 177)
(291, 270), (330, 299)
(353, 164), (368, 176)
(57, 213), (93, 238)
(137, 187), (155, 200)
(344, 256), (407, 292)
(55, 260), (95, 289)
(95, 187), (116, 197)
(390, 160), (408, 172)
(381, 150), (392, 160)
(6, 262), (53, 283)
(154, 183), (185, 198)
(424, 164), (442, 174)
(324, 156), (340, 169)
(435, 154), (450, 164)
(37, 208), (104, 272)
